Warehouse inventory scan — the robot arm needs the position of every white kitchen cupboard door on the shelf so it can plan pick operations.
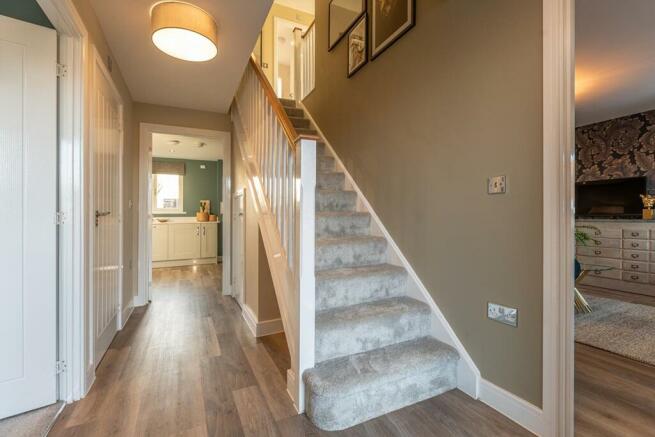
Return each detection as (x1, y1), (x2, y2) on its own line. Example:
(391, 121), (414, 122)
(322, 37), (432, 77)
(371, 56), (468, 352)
(201, 223), (218, 258)
(168, 224), (201, 260)
(152, 224), (169, 261)
(92, 51), (123, 367)
(0, 16), (57, 419)
(232, 190), (246, 306)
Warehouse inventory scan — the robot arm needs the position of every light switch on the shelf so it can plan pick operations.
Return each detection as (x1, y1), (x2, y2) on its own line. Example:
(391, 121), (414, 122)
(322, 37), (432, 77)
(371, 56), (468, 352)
(488, 175), (506, 194)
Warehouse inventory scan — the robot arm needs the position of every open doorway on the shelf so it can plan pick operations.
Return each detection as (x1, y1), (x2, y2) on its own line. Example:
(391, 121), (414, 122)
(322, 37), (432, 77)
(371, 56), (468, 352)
(573, 0), (655, 434)
(273, 16), (307, 99)
(137, 124), (231, 306)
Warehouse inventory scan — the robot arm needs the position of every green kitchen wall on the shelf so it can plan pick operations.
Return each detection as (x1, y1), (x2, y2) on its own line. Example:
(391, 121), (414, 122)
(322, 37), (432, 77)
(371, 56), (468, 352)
(0, 0), (53, 28)
(153, 157), (223, 255)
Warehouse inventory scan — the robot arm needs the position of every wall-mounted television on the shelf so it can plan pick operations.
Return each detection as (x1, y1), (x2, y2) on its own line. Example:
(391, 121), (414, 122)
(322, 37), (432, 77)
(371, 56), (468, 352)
(575, 176), (647, 219)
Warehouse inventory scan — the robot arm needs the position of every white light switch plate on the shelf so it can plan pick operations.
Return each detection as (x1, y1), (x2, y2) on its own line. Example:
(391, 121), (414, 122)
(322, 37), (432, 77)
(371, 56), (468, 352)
(488, 175), (506, 194)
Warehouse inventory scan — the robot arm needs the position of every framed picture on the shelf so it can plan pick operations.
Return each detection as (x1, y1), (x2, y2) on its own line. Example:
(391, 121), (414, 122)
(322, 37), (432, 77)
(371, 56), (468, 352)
(347, 14), (367, 77)
(328, 0), (366, 51)
(371, 0), (416, 59)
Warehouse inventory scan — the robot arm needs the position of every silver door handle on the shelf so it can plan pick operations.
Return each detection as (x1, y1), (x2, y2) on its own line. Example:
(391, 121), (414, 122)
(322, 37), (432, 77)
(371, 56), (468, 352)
(203, 227), (206, 236)
(196, 226), (200, 236)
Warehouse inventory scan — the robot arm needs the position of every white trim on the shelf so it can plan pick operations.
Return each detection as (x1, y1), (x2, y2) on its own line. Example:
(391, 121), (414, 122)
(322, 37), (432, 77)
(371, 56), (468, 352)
(542, 0), (575, 436)
(37, 0), (88, 404)
(152, 257), (218, 268)
(138, 123), (231, 306)
(120, 299), (134, 329)
(241, 305), (284, 337)
(480, 379), (544, 436)
(299, 101), (481, 398)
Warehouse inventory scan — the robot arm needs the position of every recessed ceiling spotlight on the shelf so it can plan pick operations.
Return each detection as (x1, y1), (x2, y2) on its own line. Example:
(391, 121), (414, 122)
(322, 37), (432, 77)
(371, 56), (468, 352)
(169, 148), (175, 153)
(168, 139), (180, 145)
(150, 1), (218, 62)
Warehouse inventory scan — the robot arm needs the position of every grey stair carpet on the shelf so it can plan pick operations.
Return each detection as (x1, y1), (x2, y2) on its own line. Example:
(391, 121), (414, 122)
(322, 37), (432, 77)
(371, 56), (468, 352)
(279, 105), (461, 431)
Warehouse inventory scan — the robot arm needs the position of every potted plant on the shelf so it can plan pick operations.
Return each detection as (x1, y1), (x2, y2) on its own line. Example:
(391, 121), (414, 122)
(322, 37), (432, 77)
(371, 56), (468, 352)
(196, 201), (209, 222)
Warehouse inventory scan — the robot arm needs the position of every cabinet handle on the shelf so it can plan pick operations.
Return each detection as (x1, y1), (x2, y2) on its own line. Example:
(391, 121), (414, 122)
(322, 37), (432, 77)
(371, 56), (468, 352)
(203, 227), (206, 236)
(594, 250), (602, 255)
(631, 232), (639, 237)
(631, 242), (639, 248)
(594, 240), (602, 246)
(594, 230), (601, 236)
(631, 264), (640, 269)
(593, 270), (602, 275)
(631, 275), (640, 280)
(631, 254), (640, 259)
(196, 226), (200, 236)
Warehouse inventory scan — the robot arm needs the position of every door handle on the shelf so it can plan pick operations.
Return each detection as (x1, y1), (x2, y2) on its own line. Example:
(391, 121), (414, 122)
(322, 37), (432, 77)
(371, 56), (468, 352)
(196, 226), (200, 236)
(95, 210), (110, 226)
(203, 226), (206, 236)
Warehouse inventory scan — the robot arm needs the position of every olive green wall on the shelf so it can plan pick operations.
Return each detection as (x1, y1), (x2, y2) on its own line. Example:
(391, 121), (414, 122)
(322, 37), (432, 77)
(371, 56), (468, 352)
(0, 0), (53, 28)
(153, 157), (223, 255)
(304, 0), (543, 406)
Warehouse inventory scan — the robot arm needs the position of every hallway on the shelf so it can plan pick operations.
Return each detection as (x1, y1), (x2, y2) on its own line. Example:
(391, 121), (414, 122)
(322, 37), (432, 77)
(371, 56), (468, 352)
(49, 265), (530, 436)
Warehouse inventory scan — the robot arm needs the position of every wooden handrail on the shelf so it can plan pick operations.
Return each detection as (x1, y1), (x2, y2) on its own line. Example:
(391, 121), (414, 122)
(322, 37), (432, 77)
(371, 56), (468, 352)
(302, 20), (315, 39)
(247, 57), (320, 147)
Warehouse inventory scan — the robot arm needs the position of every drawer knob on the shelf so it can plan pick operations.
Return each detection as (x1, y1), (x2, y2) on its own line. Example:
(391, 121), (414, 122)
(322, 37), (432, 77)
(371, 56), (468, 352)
(594, 250), (602, 255)
(631, 254), (640, 259)
(631, 242), (639, 248)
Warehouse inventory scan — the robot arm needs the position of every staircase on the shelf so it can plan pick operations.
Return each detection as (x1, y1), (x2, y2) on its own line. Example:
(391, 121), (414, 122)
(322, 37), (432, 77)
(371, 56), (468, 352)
(279, 99), (461, 431)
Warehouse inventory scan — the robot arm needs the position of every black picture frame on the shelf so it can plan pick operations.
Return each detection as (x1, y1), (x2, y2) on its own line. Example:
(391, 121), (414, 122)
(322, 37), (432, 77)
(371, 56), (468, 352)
(347, 14), (368, 78)
(328, 0), (366, 51)
(370, 0), (416, 60)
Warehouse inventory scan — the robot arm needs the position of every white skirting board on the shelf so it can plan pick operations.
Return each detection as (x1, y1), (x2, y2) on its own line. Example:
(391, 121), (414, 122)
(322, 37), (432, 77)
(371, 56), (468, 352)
(299, 101), (481, 398)
(120, 298), (134, 329)
(242, 305), (284, 337)
(479, 378), (544, 436)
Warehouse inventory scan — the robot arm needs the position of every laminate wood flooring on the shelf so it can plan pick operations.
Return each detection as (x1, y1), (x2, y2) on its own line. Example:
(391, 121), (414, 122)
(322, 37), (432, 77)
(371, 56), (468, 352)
(49, 265), (532, 436)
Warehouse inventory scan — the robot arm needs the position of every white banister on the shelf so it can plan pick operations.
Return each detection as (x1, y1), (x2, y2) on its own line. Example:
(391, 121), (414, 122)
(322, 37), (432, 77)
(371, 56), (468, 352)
(232, 57), (317, 412)
(299, 22), (315, 101)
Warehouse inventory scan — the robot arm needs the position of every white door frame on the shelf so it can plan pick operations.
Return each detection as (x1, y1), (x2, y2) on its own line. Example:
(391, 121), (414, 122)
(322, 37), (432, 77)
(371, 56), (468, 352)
(542, 0), (575, 436)
(89, 46), (125, 368)
(137, 123), (232, 305)
(37, 0), (89, 403)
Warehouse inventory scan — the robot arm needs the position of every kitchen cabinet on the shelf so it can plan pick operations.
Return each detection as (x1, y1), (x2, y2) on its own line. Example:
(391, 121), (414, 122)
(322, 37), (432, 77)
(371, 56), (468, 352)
(152, 220), (219, 267)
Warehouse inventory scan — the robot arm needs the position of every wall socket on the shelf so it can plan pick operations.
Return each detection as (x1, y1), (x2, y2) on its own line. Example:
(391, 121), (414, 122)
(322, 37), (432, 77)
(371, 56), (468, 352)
(488, 175), (507, 194)
(487, 302), (518, 327)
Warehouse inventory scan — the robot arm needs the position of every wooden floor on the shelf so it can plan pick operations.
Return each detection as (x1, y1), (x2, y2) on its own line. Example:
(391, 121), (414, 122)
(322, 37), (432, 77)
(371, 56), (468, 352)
(49, 264), (531, 436)
(575, 285), (655, 436)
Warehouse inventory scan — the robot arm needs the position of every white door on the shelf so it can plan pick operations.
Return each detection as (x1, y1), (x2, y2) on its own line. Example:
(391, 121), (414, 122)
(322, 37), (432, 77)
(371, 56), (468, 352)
(92, 53), (123, 367)
(0, 16), (57, 418)
(152, 224), (169, 261)
(201, 223), (218, 258)
(168, 223), (201, 260)
(232, 190), (246, 306)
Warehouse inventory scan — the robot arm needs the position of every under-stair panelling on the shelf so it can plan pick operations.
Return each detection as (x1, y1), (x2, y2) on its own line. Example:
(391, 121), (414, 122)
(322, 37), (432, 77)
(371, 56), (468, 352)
(276, 98), (461, 431)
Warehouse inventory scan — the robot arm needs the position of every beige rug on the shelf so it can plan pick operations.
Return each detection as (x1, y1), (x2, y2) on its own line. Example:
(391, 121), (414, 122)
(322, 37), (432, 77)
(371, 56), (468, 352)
(0, 402), (63, 437)
(576, 295), (655, 366)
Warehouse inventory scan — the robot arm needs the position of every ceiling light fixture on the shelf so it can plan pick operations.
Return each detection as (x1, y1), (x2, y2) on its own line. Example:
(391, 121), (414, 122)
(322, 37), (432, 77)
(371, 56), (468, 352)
(150, 1), (218, 62)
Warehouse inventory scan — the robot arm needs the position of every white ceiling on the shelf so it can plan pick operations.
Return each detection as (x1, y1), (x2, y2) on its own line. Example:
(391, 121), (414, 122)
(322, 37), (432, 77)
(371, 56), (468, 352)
(576, 0), (655, 126)
(274, 0), (314, 15)
(90, 0), (273, 113)
(152, 133), (227, 160)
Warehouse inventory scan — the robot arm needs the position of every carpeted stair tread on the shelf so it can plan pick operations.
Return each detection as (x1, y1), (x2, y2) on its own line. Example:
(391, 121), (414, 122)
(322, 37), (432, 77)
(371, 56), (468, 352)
(315, 263), (407, 310)
(315, 296), (430, 362)
(316, 211), (371, 238)
(317, 172), (345, 190)
(315, 235), (387, 271)
(303, 337), (459, 431)
(297, 127), (318, 136)
(284, 106), (304, 117)
(316, 189), (357, 212)
(280, 98), (296, 108)
(317, 155), (335, 172)
(289, 116), (310, 129)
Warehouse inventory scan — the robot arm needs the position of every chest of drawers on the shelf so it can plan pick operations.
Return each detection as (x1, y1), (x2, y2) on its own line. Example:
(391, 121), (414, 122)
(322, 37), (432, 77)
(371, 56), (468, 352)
(576, 220), (655, 296)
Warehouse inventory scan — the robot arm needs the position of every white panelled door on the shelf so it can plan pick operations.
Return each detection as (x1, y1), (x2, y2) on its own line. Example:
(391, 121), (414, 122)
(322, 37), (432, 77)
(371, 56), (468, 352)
(92, 54), (123, 367)
(0, 16), (57, 418)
